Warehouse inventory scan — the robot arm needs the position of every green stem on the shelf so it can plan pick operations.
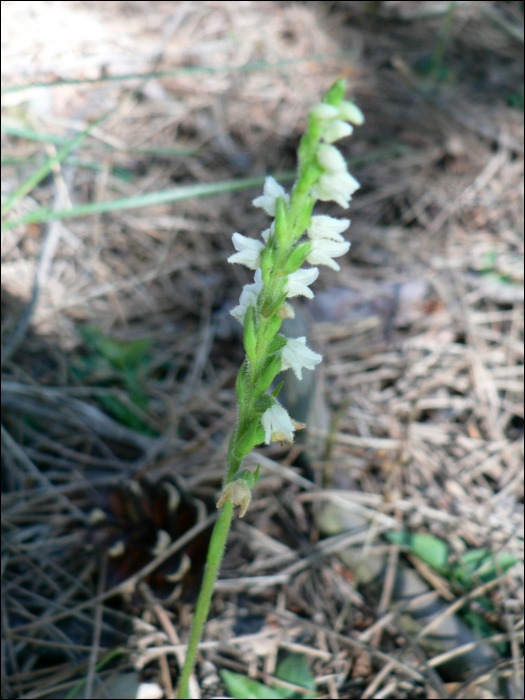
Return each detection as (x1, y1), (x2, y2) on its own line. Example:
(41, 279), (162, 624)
(176, 500), (234, 699)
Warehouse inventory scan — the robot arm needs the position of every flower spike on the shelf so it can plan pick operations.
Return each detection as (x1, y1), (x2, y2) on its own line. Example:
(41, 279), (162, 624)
(179, 81), (364, 698)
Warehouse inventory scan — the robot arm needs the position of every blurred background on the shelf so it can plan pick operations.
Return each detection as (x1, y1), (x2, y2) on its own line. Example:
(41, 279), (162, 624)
(1, 2), (523, 698)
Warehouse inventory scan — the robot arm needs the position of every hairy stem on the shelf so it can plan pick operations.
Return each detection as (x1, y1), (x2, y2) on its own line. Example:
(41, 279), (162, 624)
(176, 500), (234, 699)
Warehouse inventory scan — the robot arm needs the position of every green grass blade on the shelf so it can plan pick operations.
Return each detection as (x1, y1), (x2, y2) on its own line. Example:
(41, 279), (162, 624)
(1, 172), (296, 230)
(1, 111), (114, 217)
(1, 52), (356, 94)
(1, 125), (198, 156)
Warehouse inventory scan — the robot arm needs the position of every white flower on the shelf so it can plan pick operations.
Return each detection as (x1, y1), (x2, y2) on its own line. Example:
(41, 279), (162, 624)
(317, 144), (347, 173)
(322, 120), (353, 144)
(261, 403), (295, 444)
(228, 233), (265, 270)
(306, 238), (350, 271)
(284, 267), (319, 299)
(315, 171), (360, 209)
(310, 103), (340, 120)
(338, 101), (365, 125)
(307, 215), (350, 242)
(230, 268), (263, 324)
(252, 176), (290, 217)
(281, 336), (322, 380)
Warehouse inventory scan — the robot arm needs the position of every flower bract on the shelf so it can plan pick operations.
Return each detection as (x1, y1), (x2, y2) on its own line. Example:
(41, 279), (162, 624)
(227, 233), (265, 270)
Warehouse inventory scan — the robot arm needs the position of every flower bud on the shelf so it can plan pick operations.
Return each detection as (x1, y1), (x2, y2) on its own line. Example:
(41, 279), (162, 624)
(338, 100), (365, 125)
(322, 120), (353, 144)
(310, 103), (340, 121)
(317, 144), (348, 174)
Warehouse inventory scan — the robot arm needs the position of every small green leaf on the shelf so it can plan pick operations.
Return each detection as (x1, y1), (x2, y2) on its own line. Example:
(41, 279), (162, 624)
(80, 326), (151, 371)
(274, 654), (316, 697)
(411, 533), (449, 574)
(452, 549), (518, 588)
(221, 669), (285, 699)
(96, 395), (158, 436)
(386, 531), (449, 574)
(461, 609), (508, 656)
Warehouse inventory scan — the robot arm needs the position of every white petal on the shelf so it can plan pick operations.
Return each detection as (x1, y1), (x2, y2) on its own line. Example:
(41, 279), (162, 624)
(239, 268), (263, 307)
(310, 103), (340, 120)
(306, 238), (350, 271)
(317, 144), (347, 173)
(228, 233), (265, 270)
(307, 215), (350, 242)
(261, 221), (275, 244)
(322, 120), (353, 144)
(314, 177), (350, 209)
(252, 194), (277, 216)
(338, 101), (365, 125)
(230, 304), (247, 324)
(338, 171), (361, 195)
(263, 176), (287, 200)
(232, 232), (265, 252)
(281, 336), (322, 380)
(285, 267), (319, 299)
(228, 251), (261, 269)
(315, 172), (360, 209)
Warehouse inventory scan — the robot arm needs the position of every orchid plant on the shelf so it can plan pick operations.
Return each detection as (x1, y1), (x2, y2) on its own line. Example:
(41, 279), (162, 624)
(177, 79), (363, 699)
